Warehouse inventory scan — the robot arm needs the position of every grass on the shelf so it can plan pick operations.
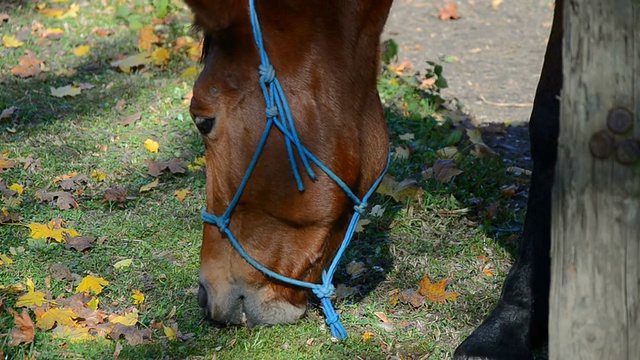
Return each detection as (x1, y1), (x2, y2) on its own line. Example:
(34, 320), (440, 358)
(1, 1), (529, 359)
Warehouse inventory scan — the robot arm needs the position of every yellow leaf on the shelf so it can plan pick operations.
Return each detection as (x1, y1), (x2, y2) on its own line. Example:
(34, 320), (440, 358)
(110, 53), (150, 74)
(42, 28), (64, 39)
(132, 290), (145, 305)
(144, 138), (159, 153)
(163, 324), (177, 341)
(0, 253), (14, 266)
(180, 66), (199, 79)
(25, 278), (34, 293)
(113, 258), (133, 270)
(138, 26), (160, 52)
(72, 45), (90, 57)
(62, 3), (80, 18)
(36, 308), (78, 330)
(110, 310), (138, 326)
(40, 8), (65, 18)
(27, 222), (79, 242)
(0, 283), (25, 293)
(75, 275), (109, 295)
(482, 263), (495, 277)
(150, 47), (171, 66)
(52, 325), (94, 342)
(187, 164), (201, 172)
(139, 178), (159, 193)
(15, 291), (46, 307)
(9, 183), (24, 194)
(375, 174), (423, 203)
(436, 146), (459, 160)
(174, 189), (191, 201)
(417, 276), (459, 304)
(50, 85), (82, 98)
(491, 0), (504, 8)
(87, 297), (99, 310)
(362, 331), (373, 342)
(2, 35), (24, 48)
(91, 169), (107, 182)
(466, 128), (498, 158)
(194, 156), (206, 166)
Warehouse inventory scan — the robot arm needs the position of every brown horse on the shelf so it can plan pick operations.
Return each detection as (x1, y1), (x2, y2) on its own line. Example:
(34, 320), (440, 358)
(184, 0), (392, 327)
(184, 0), (564, 359)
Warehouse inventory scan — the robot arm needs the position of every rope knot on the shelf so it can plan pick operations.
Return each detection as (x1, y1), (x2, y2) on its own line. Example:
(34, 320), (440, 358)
(266, 106), (278, 118)
(259, 64), (275, 83)
(354, 202), (367, 214)
(216, 217), (230, 233)
(312, 283), (335, 299)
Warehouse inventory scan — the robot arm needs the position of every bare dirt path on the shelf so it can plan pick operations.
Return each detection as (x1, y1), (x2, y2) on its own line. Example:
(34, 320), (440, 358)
(384, 0), (554, 125)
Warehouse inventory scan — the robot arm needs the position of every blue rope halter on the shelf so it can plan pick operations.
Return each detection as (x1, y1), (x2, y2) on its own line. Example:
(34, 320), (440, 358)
(200, 0), (389, 340)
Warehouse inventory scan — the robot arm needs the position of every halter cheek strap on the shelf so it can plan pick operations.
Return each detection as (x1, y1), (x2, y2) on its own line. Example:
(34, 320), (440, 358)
(200, 0), (389, 340)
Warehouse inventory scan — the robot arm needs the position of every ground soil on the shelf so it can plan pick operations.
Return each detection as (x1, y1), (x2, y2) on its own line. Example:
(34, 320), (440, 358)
(384, 0), (555, 169)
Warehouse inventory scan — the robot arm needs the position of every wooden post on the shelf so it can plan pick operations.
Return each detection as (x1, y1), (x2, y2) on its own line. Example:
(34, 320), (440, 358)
(550, 0), (640, 359)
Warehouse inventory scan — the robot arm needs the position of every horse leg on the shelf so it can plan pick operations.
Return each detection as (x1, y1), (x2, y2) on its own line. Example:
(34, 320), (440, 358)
(453, 1), (563, 359)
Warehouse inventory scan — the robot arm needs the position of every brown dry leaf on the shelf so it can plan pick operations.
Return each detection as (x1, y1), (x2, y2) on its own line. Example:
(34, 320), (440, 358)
(174, 189), (191, 201)
(64, 233), (96, 252)
(103, 187), (127, 208)
(138, 26), (160, 52)
(48, 263), (74, 281)
(146, 159), (187, 177)
(398, 288), (426, 308)
(91, 27), (113, 37)
(42, 28), (64, 40)
(483, 263), (495, 277)
(109, 323), (151, 345)
(35, 190), (78, 210)
(467, 128), (498, 158)
(423, 159), (463, 183)
(8, 309), (35, 346)
(388, 60), (413, 75)
(373, 311), (391, 324)
(439, 3), (460, 21)
(116, 112), (141, 126)
(376, 174), (423, 203)
(0, 209), (23, 224)
(1, 106), (17, 121)
(0, 13), (9, 25)
(11, 52), (43, 78)
(418, 276), (459, 303)
(113, 341), (123, 358)
(53, 171), (89, 190)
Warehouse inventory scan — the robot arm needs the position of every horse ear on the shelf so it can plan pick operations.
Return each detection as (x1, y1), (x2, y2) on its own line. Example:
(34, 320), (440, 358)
(184, 0), (245, 33)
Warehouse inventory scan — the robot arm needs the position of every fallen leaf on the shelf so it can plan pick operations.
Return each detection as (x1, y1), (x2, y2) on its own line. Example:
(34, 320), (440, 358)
(116, 112), (141, 126)
(103, 187), (127, 207)
(345, 260), (366, 278)
(40, 8), (65, 18)
(64, 234), (96, 252)
(8, 183), (23, 194)
(138, 26), (160, 52)
(73, 45), (90, 56)
(491, 0), (504, 8)
(423, 159), (463, 183)
(8, 309), (35, 346)
(131, 290), (144, 305)
(113, 341), (123, 358)
(2, 34), (23, 48)
(0, 252), (14, 266)
(92, 27), (113, 37)
(1, 106), (17, 121)
(109, 323), (150, 345)
(139, 178), (159, 193)
(467, 128), (498, 157)
(52, 325), (94, 342)
(15, 289), (46, 307)
(388, 60), (413, 75)
(146, 159), (187, 176)
(376, 174), (423, 203)
(49, 263), (74, 281)
(174, 189), (190, 201)
(362, 331), (373, 342)
(393, 146), (410, 160)
(355, 218), (370, 232)
(61, 3), (80, 18)
(42, 28), (64, 40)
(27, 220), (79, 242)
(151, 47), (170, 65)
(76, 275), (109, 295)
(418, 276), (459, 303)
(399, 132), (415, 141)
(398, 288), (426, 308)
(50, 85), (82, 98)
(373, 311), (391, 324)
(482, 263), (495, 277)
(144, 138), (159, 153)
(36, 308), (78, 330)
(91, 169), (107, 182)
(439, 3), (460, 21)
(11, 52), (43, 78)
(110, 53), (150, 74)
(181, 66), (199, 79)
(109, 309), (138, 326)
(35, 190), (78, 210)
(113, 258), (133, 270)
(163, 324), (177, 341)
(53, 171), (89, 190)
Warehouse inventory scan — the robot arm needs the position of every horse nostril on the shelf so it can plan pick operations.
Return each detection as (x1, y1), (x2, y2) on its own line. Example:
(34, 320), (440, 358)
(198, 283), (208, 308)
(193, 116), (216, 135)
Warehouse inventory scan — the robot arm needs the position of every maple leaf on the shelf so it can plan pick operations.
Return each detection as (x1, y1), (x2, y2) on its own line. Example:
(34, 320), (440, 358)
(8, 183), (23, 194)
(418, 276), (459, 303)
(73, 45), (90, 56)
(42, 28), (64, 40)
(146, 159), (187, 176)
(174, 189), (190, 201)
(76, 275), (109, 295)
(0, 283), (25, 293)
(131, 290), (145, 305)
(52, 325), (94, 342)
(35, 190), (78, 210)
(116, 112), (141, 126)
(109, 309), (138, 326)
(1, 106), (17, 120)
(144, 138), (159, 153)
(113, 258), (133, 270)
(436, 146), (459, 159)
(423, 159), (463, 183)
(467, 129), (498, 158)
(362, 331), (373, 342)
(438, 3), (460, 21)
(91, 169), (107, 182)
(139, 178), (159, 193)
(0, 252), (14, 265)
(15, 290), (46, 307)
(53, 171), (89, 190)
(2, 34), (23, 48)
(36, 308), (78, 330)
(49, 263), (74, 281)
(398, 288), (426, 308)
(109, 323), (151, 345)
(61, 3), (80, 18)
(375, 174), (423, 203)
(40, 8), (65, 18)
(87, 297), (99, 310)
(64, 234), (96, 252)
(138, 26), (160, 52)
(0, 208), (23, 224)
(27, 220), (79, 242)
(393, 146), (410, 160)
(103, 187), (127, 207)
(11, 52), (43, 78)
(355, 218), (370, 233)
(181, 66), (199, 79)
(51, 85), (82, 98)
(483, 263), (495, 277)
(163, 324), (177, 341)
(110, 53), (150, 74)
(8, 309), (35, 346)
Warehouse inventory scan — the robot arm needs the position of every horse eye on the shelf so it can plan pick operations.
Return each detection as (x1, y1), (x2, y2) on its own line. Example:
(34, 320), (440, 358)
(210, 86), (219, 96)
